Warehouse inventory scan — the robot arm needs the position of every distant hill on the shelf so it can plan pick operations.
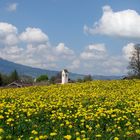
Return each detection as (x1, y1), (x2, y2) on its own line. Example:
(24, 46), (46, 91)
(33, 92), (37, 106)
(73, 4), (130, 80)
(0, 58), (124, 80)
(0, 58), (84, 80)
(92, 75), (124, 80)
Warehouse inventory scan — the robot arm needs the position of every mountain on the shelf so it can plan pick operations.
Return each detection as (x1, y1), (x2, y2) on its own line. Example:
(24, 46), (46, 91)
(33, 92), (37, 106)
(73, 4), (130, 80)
(0, 58), (84, 80)
(92, 75), (124, 80)
(0, 58), (124, 80)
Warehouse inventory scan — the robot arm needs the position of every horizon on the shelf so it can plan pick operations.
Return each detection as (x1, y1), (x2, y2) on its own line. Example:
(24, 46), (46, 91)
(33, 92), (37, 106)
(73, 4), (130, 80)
(0, 57), (125, 77)
(0, 0), (140, 75)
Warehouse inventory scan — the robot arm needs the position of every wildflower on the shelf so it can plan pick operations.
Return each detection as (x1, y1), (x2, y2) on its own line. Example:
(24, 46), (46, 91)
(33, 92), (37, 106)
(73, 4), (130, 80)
(136, 129), (140, 134)
(0, 128), (4, 134)
(0, 115), (4, 119)
(31, 130), (38, 135)
(114, 137), (119, 140)
(64, 135), (72, 140)
(95, 124), (100, 128)
(76, 137), (81, 140)
(35, 137), (39, 140)
(69, 124), (73, 128)
(29, 137), (34, 140)
(60, 123), (64, 127)
(50, 132), (57, 136)
(76, 132), (80, 136)
(39, 135), (48, 139)
(81, 130), (86, 134)
(96, 134), (102, 138)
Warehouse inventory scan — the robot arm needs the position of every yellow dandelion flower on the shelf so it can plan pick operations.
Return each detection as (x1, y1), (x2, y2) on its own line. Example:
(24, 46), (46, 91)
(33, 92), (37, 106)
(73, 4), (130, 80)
(96, 134), (102, 138)
(114, 137), (119, 140)
(0, 128), (4, 134)
(38, 135), (48, 139)
(0, 115), (4, 119)
(50, 132), (57, 136)
(31, 130), (38, 135)
(136, 129), (140, 134)
(64, 135), (72, 140)
(34, 137), (39, 140)
(69, 124), (73, 128)
(76, 132), (80, 136)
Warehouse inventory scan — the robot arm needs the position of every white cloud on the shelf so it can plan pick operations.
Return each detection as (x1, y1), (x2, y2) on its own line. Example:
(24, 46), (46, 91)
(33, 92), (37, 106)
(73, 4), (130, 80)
(0, 22), (18, 46)
(55, 43), (75, 59)
(0, 22), (17, 34)
(68, 59), (80, 70)
(20, 27), (48, 43)
(0, 46), (24, 60)
(122, 43), (135, 60)
(0, 22), (76, 71)
(109, 68), (122, 75)
(75, 42), (131, 75)
(79, 54), (127, 75)
(84, 5), (140, 38)
(7, 3), (18, 12)
(0, 21), (132, 76)
(102, 56), (127, 74)
(80, 44), (107, 60)
(4, 34), (18, 46)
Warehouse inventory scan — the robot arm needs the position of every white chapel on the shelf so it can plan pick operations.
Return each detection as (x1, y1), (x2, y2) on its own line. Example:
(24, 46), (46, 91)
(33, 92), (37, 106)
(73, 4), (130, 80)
(62, 69), (69, 84)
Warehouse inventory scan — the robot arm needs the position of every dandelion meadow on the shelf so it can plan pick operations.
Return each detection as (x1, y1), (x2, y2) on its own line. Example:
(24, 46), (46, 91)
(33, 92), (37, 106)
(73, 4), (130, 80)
(0, 80), (140, 140)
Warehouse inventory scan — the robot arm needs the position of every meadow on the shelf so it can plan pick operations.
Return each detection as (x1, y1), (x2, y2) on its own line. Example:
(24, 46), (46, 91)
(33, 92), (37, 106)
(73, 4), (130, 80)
(0, 80), (140, 140)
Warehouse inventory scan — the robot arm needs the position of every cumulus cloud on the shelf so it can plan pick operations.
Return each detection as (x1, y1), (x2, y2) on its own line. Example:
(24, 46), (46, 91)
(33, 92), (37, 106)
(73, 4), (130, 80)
(102, 56), (127, 74)
(122, 43), (135, 60)
(0, 22), (18, 46)
(20, 27), (48, 43)
(0, 22), (17, 34)
(0, 22), (76, 70)
(80, 44), (107, 60)
(7, 3), (18, 12)
(55, 43), (75, 59)
(0, 21), (132, 75)
(73, 42), (132, 75)
(84, 5), (140, 38)
(16, 43), (75, 69)
(68, 59), (80, 70)
(79, 54), (127, 75)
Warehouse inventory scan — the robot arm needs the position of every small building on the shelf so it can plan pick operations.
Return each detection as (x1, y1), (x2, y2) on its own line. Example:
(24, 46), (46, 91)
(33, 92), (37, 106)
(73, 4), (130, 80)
(7, 81), (22, 88)
(62, 69), (69, 84)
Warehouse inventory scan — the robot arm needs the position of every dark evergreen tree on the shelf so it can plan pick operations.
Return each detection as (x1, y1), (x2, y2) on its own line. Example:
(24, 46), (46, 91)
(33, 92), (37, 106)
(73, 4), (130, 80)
(10, 70), (19, 82)
(0, 73), (3, 86)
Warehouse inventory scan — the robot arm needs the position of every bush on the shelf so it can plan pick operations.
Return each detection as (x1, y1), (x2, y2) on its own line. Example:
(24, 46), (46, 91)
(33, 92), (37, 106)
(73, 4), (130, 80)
(36, 74), (48, 82)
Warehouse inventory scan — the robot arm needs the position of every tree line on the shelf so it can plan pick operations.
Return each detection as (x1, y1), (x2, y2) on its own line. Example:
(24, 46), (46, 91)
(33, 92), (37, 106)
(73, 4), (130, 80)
(1, 43), (140, 87)
(0, 70), (19, 86)
(0, 70), (93, 87)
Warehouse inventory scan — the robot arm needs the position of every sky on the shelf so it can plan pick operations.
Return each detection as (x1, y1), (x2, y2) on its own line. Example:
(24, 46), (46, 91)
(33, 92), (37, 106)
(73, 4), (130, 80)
(0, 0), (140, 76)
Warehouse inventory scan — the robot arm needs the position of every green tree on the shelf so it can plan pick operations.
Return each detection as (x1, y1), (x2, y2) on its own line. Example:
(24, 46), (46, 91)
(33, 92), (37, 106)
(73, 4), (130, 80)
(128, 44), (140, 78)
(36, 74), (48, 82)
(10, 70), (19, 82)
(2, 74), (10, 85)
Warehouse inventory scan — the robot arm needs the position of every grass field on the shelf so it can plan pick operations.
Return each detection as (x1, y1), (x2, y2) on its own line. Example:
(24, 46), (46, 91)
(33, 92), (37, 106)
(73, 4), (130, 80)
(0, 80), (140, 140)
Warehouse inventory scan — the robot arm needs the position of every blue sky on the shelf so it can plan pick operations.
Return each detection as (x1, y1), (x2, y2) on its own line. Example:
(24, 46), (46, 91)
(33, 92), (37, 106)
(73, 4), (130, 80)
(0, 0), (140, 75)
